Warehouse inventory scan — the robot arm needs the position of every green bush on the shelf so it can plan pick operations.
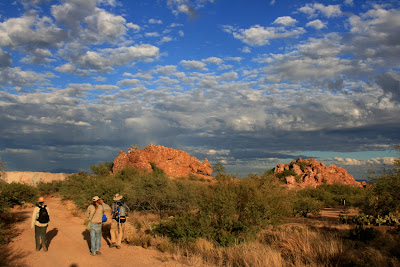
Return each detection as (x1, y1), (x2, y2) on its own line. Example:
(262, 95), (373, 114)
(154, 174), (292, 247)
(90, 161), (114, 176)
(0, 182), (38, 208)
(292, 195), (324, 217)
(360, 145), (400, 216)
(297, 184), (366, 208)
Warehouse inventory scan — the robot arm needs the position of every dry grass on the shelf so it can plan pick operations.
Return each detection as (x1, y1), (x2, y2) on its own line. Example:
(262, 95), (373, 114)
(165, 223), (400, 267)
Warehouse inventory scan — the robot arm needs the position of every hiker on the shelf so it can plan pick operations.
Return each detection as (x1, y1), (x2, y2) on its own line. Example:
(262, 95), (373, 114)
(86, 196), (105, 256)
(31, 196), (50, 252)
(110, 193), (130, 249)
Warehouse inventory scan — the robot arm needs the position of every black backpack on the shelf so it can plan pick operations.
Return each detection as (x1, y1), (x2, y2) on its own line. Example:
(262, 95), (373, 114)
(37, 205), (49, 223)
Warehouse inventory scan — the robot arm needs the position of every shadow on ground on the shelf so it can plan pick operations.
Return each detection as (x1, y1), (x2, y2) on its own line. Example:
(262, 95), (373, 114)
(47, 228), (58, 248)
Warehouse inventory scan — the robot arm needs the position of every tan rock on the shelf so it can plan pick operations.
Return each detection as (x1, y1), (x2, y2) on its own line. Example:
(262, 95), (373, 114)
(2, 172), (68, 185)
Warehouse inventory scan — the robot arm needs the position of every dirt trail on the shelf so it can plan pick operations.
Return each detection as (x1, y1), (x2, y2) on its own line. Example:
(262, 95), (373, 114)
(6, 197), (184, 267)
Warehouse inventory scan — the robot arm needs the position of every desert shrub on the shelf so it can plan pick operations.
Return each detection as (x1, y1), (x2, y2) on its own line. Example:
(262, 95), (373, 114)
(0, 182), (38, 245)
(89, 161), (113, 176)
(36, 180), (63, 195)
(0, 182), (38, 208)
(154, 174), (291, 247)
(58, 172), (125, 209)
(360, 145), (400, 216)
(276, 169), (298, 182)
(298, 184), (366, 208)
(292, 195), (324, 217)
(362, 172), (400, 216)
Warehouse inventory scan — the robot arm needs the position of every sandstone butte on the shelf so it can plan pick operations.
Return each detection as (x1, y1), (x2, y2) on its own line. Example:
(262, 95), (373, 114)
(112, 144), (214, 179)
(274, 157), (367, 188)
(1, 171), (69, 186)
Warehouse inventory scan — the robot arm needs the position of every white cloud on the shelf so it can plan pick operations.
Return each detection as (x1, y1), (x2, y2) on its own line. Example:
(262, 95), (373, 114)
(126, 22), (141, 31)
(273, 16), (297, 26)
(59, 44), (159, 73)
(159, 36), (173, 44)
(203, 57), (223, 65)
(306, 19), (327, 29)
(145, 32), (160, 37)
(299, 3), (342, 18)
(232, 25), (305, 46)
(154, 65), (177, 73)
(180, 60), (206, 70)
(117, 79), (140, 86)
(242, 46), (251, 53)
(149, 18), (163, 24)
(344, 0), (354, 6)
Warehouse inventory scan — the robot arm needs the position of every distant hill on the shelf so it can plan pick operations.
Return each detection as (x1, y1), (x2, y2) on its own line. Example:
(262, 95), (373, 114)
(1, 171), (69, 185)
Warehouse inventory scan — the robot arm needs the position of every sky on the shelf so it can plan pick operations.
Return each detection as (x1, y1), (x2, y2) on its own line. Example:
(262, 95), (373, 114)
(0, 0), (399, 180)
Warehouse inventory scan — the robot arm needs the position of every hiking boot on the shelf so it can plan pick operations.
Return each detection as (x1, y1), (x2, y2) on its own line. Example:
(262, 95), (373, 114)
(116, 245), (121, 249)
(91, 253), (96, 256)
(96, 251), (102, 255)
(43, 247), (48, 252)
(109, 243), (116, 248)
(36, 248), (40, 251)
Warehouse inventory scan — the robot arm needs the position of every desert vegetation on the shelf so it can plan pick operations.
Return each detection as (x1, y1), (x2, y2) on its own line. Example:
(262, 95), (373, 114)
(1, 146), (400, 266)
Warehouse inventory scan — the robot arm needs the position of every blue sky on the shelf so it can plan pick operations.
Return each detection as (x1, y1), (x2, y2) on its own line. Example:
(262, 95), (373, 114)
(0, 0), (399, 180)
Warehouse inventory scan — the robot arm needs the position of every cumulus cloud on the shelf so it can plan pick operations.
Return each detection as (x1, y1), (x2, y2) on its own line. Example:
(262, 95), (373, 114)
(126, 22), (140, 31)
(306, 19), (327, 29)
(0, 49), (12, 68)
(149, 18), (163, 24)
(231, 25), (305, 46)
(299, 3), (342, 18)
(273, 16), (297, 26)
(203, 57), (223, 65)
(180, 60), (206, 70)
(58, 45), (159, 73)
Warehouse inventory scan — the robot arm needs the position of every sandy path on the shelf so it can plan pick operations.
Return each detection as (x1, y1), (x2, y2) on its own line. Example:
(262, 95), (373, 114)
(6, 197), (185, 267)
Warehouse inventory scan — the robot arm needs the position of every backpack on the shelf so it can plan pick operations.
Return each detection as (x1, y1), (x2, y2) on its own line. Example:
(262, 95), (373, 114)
(37, 205), (49, 223)
(101, 205), (107, 223)
(114, 203), (128, 223)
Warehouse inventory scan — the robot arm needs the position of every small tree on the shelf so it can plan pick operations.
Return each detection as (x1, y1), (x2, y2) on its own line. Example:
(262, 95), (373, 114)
(361, 144), (400, 216)
(90, 161), (113, 176)
(0, 156), (6, 180)
(212, 162), (226, 176)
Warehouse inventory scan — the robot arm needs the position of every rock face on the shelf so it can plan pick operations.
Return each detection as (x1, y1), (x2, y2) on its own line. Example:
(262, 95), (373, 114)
(112, 144), (213, 179)
(2, 172), (69, 185)
(274, 158), (363, 188)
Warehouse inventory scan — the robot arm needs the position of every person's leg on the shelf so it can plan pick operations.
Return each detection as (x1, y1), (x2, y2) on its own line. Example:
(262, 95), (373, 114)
(116, 222), (123, 247)
(34, 226), (40, 250)
(41, 226), (48, 251)
(90, 223), (97, 255)
(95, 224), (102, 254)
(110, 219), (117, 247)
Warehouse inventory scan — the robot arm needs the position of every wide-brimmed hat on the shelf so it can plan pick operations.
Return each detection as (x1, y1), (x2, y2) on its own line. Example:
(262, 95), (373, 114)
(38, 197), (44, 202)
(113, 193), (123, 201)
(92, 196), (100, 201)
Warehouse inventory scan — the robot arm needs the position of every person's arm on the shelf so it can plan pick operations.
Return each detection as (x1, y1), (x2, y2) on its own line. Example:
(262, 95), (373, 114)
(86, 205), (92, 220)
(125, 203), (130, 216)
(31, 207), (37, 229)
(46, 206), (50, 222)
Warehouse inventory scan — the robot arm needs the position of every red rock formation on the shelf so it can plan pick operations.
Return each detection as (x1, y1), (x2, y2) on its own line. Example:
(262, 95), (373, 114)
(274, 157), (363, 188)
(112, 144), (213, 179)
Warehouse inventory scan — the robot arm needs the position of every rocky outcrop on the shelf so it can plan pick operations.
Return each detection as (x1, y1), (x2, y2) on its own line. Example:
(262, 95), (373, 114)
(112, 144), (213, 179)
(274, 158), (364, 188)
(2, 172), (69, 185)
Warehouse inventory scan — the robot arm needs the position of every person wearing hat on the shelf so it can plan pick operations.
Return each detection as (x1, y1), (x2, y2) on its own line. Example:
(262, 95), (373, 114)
(110, 193), (130, 249)
(31, 196), (50, 252)
(86, 196), (105, 256)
